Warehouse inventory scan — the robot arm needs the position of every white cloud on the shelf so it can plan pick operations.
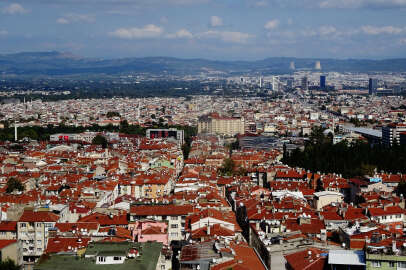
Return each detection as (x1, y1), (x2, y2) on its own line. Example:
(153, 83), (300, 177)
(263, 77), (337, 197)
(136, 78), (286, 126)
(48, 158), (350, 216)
(2, 3), (28, 14)
(199, 30), (254, 43)
(264, 19), (279, 30)
(57, 14), (95, 24)
(361, 25), (404, 35)
(166, 29), (193, 39)
(319, 25), (337, 35)
(319, 0), (406, 8)
(56, 18), (70, 24)
(110, 24), (163, 39)
(0, 30), (8, 36)
(255, 1), (268, 7)
(210, 16), (223, 27)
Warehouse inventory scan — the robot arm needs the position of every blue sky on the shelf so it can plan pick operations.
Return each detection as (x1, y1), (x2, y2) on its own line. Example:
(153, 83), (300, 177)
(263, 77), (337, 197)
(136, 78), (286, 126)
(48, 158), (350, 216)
(1, 0), (406, 60)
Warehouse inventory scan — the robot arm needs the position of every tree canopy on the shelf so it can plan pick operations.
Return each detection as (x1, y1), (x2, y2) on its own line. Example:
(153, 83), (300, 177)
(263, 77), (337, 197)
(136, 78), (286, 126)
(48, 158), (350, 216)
(91, 135), (108, 148)
(0, 258), (20, 270)
(283, 128), (406, 178)
(6, 177), (24, 193)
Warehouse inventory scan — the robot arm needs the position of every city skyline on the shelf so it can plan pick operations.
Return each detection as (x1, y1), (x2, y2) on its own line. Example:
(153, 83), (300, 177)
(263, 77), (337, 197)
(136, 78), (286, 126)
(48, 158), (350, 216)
(0, 0), (406, 60)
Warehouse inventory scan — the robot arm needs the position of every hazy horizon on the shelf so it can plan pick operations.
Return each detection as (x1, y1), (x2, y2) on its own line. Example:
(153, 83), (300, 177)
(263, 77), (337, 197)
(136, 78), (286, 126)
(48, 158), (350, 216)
(1, 0), (406, 60)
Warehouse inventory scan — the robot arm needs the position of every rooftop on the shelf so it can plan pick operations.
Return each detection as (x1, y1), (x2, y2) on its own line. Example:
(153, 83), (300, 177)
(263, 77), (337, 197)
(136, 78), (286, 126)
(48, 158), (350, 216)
(35, 241), (163, 270)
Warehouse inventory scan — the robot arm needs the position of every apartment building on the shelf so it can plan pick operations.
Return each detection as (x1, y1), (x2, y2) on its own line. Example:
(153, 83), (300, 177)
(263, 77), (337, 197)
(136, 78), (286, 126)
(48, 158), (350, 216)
(17, 209), (59, 264)
(198, 113), (244, 136)
(382, 123), (406, 146)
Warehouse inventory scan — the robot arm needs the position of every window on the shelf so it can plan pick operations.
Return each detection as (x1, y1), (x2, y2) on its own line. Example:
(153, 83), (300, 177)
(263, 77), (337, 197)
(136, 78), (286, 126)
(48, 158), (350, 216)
(36, 223), (41, 228)
(170, 232), (178, 237)
(113, 257), (121, 261)
(98, 257), (106, 262)
(37, 240), (42, 245)
(171, 216), (178, 220)
(20, 223), (26, 228)
(398, 262), (406, 268)
(171, 224), (178, 229)
(371, 261), (381, 267)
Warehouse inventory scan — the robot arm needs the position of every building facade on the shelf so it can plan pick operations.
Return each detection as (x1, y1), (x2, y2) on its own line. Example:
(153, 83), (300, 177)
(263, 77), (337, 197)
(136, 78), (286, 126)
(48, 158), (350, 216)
(198, 113), (244, 136)
(382, 123), (406, 146)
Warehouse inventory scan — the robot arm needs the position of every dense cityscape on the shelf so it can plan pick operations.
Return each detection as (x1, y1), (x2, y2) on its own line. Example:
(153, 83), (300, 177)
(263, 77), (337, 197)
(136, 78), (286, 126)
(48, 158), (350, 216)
(1, 0), (406, 269)
(0, 66), (405, 270)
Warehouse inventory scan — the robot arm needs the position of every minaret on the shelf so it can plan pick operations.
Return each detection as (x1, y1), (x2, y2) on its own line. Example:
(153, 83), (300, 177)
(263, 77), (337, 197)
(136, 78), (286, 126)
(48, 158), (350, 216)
(14, 122), (18, 142)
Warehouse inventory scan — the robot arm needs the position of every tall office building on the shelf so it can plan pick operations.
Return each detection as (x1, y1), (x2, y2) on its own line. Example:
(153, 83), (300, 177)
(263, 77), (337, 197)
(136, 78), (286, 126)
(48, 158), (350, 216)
(369, 78), (378, 95)
(301, 77), (309, 91)
(272, 76), (279, 91)
(320, 75), (326, 90)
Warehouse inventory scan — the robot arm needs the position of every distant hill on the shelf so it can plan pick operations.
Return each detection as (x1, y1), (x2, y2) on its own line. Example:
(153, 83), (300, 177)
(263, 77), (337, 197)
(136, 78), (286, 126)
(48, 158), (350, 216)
(0, 51), (406, 76)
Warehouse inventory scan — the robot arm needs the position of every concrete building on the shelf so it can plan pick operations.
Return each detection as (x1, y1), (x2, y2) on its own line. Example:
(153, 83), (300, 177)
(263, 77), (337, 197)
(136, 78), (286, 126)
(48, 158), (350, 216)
(301, 77), (309, 91)
(369, 78), (378, 95)
(198, 112), (244, 136)
(313, 191), (344, 211)
(382, 123), (406, 146)
(17, 209), (59, 265)
(0, 240), (21, 266)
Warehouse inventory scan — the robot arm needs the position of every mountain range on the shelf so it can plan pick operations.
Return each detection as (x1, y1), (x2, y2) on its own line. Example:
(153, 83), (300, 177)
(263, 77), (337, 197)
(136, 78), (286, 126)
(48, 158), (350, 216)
(1, 51), (406, 76)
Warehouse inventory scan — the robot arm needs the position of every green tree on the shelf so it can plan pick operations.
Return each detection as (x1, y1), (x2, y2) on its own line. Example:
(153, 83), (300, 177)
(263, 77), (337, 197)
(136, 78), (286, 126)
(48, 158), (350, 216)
(396, 181), (406, 198)
(6, 177), (24, 193)
(106, 111), (120, 118)
(0, 258), (20, 270)
(218, 158), (235, 176)
(92, 135), (108, 149)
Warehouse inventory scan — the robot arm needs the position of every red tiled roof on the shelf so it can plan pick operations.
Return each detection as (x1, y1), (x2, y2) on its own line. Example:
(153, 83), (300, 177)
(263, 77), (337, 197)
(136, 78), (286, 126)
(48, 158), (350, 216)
(0, 240), (16, 250)
(77, 212), (127, 226)
(191, 224), (235, 238)
(19, 210), (59, 223)
(55, 222), (99, 232)
(369, 206), (404, 217)
(46, 237), (90, 254)
(284, 248), (326, 270)
(130, 204), (194, 216)
(211, 241), (266, 270)
(0, 221), (17, 231)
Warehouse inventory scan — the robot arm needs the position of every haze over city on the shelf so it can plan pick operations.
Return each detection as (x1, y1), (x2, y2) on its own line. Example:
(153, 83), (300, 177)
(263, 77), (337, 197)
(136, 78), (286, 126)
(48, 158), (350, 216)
(1, 0), (406, 60)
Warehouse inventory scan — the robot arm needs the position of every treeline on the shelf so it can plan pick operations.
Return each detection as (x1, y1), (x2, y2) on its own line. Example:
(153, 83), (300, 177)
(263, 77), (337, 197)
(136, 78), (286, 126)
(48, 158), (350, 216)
(0, 122), (197, 143)
(283, 127), (406, 178)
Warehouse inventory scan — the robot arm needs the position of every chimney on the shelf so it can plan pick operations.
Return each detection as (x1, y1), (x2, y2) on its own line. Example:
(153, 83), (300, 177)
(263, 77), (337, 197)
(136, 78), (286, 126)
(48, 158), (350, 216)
(207, 225), (211, 235)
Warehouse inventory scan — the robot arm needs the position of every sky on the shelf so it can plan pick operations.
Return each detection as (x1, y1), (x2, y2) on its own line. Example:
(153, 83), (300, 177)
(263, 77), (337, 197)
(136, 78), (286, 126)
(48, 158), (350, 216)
(0, 0), (406, 60)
